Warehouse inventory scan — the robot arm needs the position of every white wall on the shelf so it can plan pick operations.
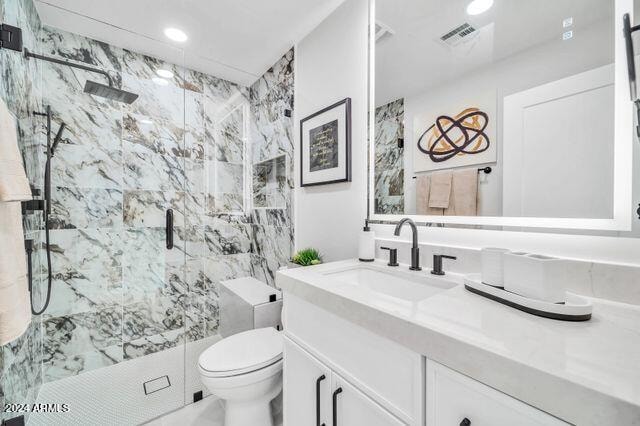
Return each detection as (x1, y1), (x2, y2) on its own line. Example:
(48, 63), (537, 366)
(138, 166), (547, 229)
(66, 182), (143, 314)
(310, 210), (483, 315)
(294, 0), (369, 261)
(401, 19), (613, 216)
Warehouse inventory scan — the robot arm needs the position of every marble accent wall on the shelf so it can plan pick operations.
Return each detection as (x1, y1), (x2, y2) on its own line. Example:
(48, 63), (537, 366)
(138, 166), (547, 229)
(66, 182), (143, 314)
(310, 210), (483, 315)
(249, 49), (295, 285)
(374, 98), (404, 214)
(0, 0), (44, 423)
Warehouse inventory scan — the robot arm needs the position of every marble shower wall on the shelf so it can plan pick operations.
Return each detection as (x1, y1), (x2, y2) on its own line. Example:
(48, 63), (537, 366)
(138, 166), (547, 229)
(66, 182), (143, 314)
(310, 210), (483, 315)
(375, 98), (405, 214)
(249, 49), (295, 285)
(0, 0), (44, 423)
(22, 27), (294, 384)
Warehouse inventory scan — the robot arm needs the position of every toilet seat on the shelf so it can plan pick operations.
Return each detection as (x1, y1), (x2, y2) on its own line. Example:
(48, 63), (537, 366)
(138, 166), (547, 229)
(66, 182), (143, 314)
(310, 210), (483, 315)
(198, 327), (283, 378)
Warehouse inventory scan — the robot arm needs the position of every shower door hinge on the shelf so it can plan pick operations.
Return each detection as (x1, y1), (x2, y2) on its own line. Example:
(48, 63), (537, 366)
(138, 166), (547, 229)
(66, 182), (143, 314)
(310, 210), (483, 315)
(0, 23), (23, 52)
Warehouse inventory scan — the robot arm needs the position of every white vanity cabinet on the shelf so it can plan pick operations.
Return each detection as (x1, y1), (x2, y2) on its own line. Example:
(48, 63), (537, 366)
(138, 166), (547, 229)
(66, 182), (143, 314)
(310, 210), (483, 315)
(284, 337), (405, 426)
(283, 294), (424, 425)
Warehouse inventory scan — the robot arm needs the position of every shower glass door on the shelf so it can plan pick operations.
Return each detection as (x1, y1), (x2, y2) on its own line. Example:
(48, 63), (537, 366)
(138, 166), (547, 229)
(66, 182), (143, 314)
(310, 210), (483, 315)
(25, 21), (191, 425)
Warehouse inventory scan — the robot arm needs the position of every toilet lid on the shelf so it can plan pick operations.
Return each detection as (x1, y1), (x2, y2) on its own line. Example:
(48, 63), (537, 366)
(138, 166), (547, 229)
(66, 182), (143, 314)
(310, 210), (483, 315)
(199, 327), (283, 377)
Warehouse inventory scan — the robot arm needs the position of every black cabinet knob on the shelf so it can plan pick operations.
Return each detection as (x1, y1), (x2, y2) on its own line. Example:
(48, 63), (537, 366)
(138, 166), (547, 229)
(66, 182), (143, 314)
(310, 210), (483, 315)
(460, 418), (471, 426)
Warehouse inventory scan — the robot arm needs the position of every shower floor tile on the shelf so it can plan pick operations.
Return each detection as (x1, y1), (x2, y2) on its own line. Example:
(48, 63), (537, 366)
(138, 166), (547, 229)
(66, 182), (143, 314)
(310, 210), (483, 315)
(28, 335), (220, 426)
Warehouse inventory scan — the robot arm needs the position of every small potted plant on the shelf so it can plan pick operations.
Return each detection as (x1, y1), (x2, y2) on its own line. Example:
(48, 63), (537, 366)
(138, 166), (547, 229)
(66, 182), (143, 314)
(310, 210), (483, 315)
(290, 248), (323, 267)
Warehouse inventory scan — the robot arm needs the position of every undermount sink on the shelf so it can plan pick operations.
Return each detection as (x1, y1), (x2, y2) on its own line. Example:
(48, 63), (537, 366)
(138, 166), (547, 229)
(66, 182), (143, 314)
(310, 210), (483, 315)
(323, 265), (457, 303)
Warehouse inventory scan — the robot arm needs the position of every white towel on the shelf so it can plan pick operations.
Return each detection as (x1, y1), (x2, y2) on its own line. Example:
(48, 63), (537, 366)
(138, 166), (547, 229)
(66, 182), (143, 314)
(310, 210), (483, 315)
(0, 98), (32, 202)
(444, 168), (478, 216)
(415, 175), (444, 216)
(0, 202), (31, 345)
(428, 171), (452, 208)
(0, 98), (32, 345)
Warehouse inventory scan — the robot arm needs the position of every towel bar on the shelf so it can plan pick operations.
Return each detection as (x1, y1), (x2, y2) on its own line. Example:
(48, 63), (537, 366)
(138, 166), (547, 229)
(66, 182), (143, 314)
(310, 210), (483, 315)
(412, 166), (491, 179)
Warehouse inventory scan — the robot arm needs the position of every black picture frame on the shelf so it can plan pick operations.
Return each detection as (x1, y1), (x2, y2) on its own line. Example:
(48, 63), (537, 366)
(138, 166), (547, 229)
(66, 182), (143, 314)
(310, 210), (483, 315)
(299, 97), (352, 187)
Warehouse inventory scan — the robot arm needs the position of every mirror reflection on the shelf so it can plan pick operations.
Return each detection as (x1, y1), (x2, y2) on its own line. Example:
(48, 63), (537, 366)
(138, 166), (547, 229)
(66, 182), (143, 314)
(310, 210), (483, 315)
(374, 0), (615, 219)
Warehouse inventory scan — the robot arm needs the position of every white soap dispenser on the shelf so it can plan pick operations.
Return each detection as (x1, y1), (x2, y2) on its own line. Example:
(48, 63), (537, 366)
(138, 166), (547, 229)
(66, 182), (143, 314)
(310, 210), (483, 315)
(358, 219), (375, 262)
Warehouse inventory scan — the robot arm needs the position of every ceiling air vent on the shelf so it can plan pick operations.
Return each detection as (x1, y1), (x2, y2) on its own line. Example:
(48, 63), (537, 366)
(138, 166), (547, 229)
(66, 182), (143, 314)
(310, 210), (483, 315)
(439, 23), (477, 47)
(375, 21), (394, 43)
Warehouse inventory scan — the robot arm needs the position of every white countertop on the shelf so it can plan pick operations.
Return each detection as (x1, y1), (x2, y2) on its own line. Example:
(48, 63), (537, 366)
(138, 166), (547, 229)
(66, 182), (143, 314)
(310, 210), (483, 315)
(276, 259), (640, 426)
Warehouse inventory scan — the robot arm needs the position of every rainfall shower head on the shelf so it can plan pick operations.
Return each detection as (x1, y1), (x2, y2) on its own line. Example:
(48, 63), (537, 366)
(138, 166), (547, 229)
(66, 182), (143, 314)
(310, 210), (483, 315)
(22, 49), (139, 104)
(83, 80), (139, 104)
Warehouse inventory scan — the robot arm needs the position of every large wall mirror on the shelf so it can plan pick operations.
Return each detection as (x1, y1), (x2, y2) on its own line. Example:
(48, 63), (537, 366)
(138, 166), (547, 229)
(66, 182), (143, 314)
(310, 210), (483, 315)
(369, 0), (635, 230)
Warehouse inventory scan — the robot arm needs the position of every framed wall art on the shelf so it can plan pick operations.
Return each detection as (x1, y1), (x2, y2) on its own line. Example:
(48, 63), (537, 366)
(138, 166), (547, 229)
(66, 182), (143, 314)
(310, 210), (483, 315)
(300, 98), (351, 186)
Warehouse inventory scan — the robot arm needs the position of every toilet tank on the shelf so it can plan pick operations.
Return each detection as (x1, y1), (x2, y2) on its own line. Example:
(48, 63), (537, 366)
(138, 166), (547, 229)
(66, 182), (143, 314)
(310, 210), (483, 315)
(219, 277), (283, 338)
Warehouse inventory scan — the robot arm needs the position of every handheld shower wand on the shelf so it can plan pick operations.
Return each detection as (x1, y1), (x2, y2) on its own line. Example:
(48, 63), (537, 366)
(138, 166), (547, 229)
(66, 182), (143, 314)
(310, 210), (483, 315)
(29, 106), (67, 315)
(50, 122), (66, 156)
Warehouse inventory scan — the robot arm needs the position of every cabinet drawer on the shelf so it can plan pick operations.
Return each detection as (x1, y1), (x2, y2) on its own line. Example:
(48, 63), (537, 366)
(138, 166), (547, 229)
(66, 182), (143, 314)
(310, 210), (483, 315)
(284, 293), (423, 425)
(427, 361), (569, 426)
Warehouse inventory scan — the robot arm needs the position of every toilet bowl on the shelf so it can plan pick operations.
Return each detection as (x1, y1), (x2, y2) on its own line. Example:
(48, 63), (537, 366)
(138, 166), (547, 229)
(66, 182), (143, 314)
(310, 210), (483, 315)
(198, 327), (283, 426)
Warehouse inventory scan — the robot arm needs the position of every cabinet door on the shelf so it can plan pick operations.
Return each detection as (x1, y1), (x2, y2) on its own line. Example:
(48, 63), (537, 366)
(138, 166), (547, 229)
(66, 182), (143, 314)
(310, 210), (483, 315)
(332, 374), (406, 426)
(427, 361), (568, 426)
(284, 337), (332, 426)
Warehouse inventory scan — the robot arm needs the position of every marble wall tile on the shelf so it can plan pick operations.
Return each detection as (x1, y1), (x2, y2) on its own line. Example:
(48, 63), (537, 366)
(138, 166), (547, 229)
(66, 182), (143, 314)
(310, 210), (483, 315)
(185, 158), (205, 194)
(122, 227), (165, 267)
(374, 98), (404, 214)
(249, 99), (293, 164)
(42, 344), (123, 382)
(208, 193), (244, 214)
(49, 228), (123, 273)
(204, 254), (253, 284)
(44, 87), (122, 151)
(122, 295), (185, 342)
(46, 266), (123, 317)
(122, 112), (186, 157)
(203, 75), (249, 119)
(123, 141), (186, 192)
(41, 26), (124, 73)
(49, 186), (123, 230)
(123, 328), (185, 360)
(214, 161), (244, 194)
(123, 190), (185, 228)
(42, 307), (123, 364)
(252, 224), (293, 274)
(250, 48), (294, 104)
(205, 220), (253, 255)
(51, 143), (123, 190)
(122, 73), (184, 126)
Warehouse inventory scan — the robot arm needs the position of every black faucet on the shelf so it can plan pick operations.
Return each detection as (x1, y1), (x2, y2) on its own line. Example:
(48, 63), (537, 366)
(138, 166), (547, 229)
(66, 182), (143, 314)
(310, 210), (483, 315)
(431, 254), (457, 275)
(394, 218), (421, 271)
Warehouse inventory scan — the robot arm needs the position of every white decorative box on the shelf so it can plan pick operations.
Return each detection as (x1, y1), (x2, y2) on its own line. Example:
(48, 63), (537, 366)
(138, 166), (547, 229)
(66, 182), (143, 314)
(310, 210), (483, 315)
(481, 247), (510, 287)
(503, 253), (568, 303)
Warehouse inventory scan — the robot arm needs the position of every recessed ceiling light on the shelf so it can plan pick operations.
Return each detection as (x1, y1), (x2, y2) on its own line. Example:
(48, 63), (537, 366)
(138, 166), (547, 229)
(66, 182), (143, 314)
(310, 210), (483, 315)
(466, 0), (494, 15)
(164, 27), (188, 42)
(156, 69), (174, 79)
(152, 77), (169, 86)
(563, 17), (573, 28)
(563, 30), (573, 41)
(140, 119), (154, 125)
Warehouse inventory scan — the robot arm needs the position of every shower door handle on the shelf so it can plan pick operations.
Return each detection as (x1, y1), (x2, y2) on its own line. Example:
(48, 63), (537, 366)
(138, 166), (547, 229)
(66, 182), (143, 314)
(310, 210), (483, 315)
(166, 209), (174, 249)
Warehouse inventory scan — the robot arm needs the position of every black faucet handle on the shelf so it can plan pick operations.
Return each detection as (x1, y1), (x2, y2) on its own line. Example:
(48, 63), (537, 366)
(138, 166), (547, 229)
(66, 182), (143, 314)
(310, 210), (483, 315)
(380, 247), (399, 267)
(431, 254), (457, 276)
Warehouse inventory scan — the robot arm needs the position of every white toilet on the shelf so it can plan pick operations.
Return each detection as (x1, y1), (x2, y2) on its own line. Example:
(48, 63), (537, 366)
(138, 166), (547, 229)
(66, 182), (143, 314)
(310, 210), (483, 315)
(198, 277), (284, 426)
(198, 327), (283, 426)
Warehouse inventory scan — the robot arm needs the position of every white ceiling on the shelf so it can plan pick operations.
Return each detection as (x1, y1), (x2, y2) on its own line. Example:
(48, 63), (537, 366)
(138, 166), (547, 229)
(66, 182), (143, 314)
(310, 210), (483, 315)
(375, 0), (613, 106)
(35, 0), (346, 86)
